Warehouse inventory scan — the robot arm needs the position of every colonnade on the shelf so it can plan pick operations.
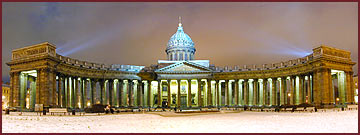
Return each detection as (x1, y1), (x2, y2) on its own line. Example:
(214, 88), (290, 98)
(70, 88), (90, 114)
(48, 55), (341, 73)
(56, 75), (148, 109)
(9, 70), (355, 110)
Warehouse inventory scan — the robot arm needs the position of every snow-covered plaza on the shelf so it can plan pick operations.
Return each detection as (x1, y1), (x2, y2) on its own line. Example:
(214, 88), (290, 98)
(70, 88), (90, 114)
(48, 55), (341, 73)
(2, 110), (358, 133)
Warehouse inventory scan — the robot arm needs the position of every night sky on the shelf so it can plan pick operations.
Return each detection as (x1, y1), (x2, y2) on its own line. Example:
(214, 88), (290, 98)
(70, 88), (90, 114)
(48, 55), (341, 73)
(2, 2), (358, 83)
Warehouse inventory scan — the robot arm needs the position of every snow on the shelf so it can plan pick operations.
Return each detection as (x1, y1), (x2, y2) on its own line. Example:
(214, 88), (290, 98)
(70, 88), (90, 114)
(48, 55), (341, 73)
(2, 110), (358, 133)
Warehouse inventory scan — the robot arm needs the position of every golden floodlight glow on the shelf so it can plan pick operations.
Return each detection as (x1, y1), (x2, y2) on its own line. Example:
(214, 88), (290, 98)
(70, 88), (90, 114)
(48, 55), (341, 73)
(288, 93), (291, 97)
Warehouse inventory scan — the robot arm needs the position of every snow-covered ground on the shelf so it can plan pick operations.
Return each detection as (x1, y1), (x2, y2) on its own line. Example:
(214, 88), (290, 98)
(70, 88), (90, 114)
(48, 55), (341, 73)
(2, 110), (358, 133)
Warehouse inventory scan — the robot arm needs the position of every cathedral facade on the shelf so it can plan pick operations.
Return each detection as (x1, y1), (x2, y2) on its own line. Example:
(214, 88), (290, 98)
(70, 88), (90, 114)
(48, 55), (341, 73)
(6, 20), (357, 111)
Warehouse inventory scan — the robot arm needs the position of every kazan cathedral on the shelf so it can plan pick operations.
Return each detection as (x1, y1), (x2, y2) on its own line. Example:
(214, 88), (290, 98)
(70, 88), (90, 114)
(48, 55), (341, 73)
(6, 19), (357, 111)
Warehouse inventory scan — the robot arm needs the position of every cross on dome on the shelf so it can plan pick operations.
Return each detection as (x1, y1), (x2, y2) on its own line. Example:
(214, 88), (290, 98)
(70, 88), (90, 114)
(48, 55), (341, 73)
(179, 16), (182, 27)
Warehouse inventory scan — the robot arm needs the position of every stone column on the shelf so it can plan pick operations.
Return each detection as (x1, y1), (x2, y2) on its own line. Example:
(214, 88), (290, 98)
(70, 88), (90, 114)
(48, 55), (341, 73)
(91, 79), (96, 106)
(307, 75), (311, 104)
(253, 79), (258, 106)
(57, 75), (62, 107)
(135, 80), (140, 106)
(66, 76), (71, 107)
(198, 79), (202, 107)
(118, 80), (123, 107)
(75, 77), (79, 108)
(239, 80), (244, 106)
(224, 80), (229, 106)
(19, 73), (27, 109)
(29, 76), (36, 109)
(290, 76), (296, 105)
(109, 79), (113, 106)
(70, 77), (74, 108)
(72, 77), (79, 108)
(136, 80), (142, 107)
(207, 79), (212, 106)
(80, 78), (84, 108)
(129, 80), (133, 106)
(167, 80), (171, 106)
(157, 80), (161, 106)
(215, 80), (220, 106)
(100, 79), (105, 105)
(271, 78), (277, 106)
(244, 79), (248, 105)
(83, 79), (88, 108)
(188, 79), (192, 107)
(248, 79), (254, 105)
(147, 80), (151, 107)
(263, 79), (267, 106)
(177, 79), (181, 107)
(134, 81), (138, 107)
(281, 77), (287, 105)
(139, 81), (143, 107)
(299, 75), (305, 105)
(234, 79), (239, 105)
(62, 76), (66, 108)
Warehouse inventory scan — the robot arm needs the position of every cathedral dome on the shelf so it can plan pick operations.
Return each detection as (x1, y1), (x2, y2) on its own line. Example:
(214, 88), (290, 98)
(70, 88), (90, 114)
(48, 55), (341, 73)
(166, 17), (196, 61)
(167, 23), (194, 48)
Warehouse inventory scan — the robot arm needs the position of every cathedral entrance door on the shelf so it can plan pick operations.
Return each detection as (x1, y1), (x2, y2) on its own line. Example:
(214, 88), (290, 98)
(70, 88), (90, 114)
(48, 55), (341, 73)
(180, 95), (187, 108)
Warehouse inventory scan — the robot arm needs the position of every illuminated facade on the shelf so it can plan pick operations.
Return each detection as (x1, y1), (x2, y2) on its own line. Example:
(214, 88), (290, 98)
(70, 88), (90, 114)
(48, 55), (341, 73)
(6, 20), (357, 111)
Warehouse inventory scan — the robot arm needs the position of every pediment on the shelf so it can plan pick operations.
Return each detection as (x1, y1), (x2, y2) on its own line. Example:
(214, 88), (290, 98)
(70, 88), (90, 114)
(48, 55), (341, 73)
(155, 62), (212, 73)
